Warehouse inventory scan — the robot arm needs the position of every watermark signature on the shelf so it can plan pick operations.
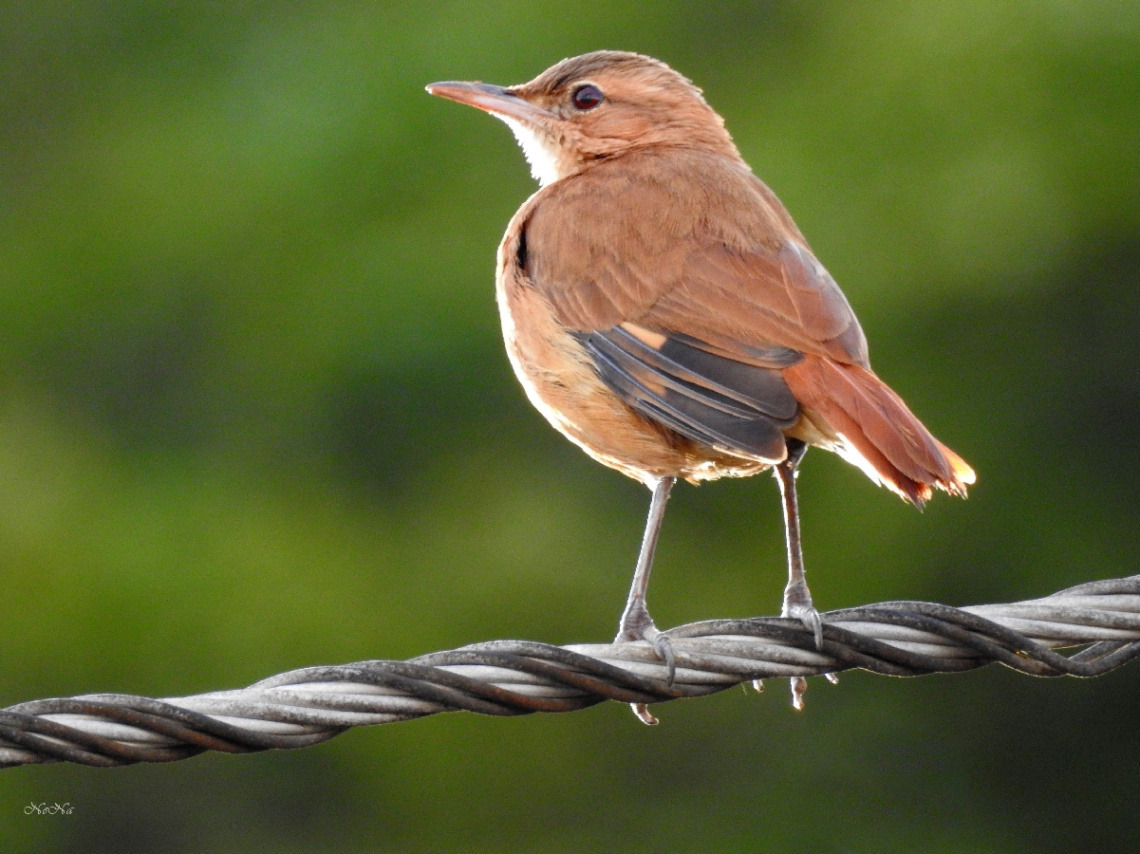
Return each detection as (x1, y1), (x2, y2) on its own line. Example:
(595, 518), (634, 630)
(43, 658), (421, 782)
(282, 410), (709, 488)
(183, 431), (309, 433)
(24, 802), (74, 816)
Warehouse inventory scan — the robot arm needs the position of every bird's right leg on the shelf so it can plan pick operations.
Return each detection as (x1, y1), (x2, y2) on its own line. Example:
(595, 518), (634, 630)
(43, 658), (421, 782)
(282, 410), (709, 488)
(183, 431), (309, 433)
(616, 476), (677, 720)
(774, 439), (822, 647)
(773, 438), (829, 709)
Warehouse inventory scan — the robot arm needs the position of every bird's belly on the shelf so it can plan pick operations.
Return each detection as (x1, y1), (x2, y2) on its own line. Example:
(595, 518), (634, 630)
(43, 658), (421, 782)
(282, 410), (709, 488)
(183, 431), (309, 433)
(498, 278), (767, 485)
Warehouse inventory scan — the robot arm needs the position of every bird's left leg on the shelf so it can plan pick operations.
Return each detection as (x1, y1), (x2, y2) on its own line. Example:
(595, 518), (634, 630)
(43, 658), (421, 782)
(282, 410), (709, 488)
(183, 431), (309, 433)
(616, 475), (676, 648)
(616, 476), (677, 723)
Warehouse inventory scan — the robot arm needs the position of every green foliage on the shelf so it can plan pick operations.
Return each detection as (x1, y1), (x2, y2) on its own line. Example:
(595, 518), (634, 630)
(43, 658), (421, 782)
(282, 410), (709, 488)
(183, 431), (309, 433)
(1, 2), (1138, 851)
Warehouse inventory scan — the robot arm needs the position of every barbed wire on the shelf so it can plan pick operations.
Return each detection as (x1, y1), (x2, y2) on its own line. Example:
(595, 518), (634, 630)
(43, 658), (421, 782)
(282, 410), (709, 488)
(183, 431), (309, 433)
(3, 575), (1138, 769)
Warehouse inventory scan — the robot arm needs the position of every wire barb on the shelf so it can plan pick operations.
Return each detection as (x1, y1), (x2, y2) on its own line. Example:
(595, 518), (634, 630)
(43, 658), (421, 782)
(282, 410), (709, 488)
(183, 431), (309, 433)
(3, 575), (1138, 769)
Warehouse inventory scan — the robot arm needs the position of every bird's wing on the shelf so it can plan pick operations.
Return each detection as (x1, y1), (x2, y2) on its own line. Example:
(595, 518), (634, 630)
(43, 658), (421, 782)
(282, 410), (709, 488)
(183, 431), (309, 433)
(521, 152), (868, 363)
(515, 151), (868, 462)
(655, 239), (870, 368)
(570, 323), (797, 462)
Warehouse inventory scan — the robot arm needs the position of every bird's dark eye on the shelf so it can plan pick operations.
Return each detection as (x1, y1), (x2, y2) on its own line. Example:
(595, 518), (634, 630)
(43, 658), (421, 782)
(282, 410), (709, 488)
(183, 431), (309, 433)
(571, 84), (604, 111)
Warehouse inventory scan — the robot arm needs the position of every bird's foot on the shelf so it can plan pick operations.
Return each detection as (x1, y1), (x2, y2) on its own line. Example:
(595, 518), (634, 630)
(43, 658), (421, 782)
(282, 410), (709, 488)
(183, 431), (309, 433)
(616, 607), (677, 685)
(781, 581), (824, 649)
(616, 602), (676, 725)
(782, 578), (827, 708)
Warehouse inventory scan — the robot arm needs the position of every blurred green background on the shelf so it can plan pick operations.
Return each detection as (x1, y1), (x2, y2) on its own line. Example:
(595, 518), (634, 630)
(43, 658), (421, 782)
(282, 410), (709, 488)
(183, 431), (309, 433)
(1, 1), (1138, 851)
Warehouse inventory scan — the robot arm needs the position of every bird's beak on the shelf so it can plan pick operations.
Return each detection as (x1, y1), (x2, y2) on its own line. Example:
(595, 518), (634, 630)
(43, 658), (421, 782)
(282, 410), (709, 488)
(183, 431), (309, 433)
(426, 81), (553, 124)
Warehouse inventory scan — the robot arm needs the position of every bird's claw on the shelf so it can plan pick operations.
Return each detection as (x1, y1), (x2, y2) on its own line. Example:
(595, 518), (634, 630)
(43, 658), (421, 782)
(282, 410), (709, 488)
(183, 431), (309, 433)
(781, 596), (827, 709)
(790, 676), (808, 711)
(789, 667), (839, 709)
(797, 605), (824, 650)
(620, 629), (673, 724)
(782, 599), (824, 649)
(652, 633), (677, 685)
(616, 623), (677, 686)
(630, 703), (660, 725)
(617, 599), (677, 685)
(782, 587), (824, 649)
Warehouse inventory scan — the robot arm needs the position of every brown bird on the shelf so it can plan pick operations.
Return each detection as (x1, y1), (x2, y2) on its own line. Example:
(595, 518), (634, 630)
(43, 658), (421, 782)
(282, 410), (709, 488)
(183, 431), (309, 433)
(427, 51), (974, 706)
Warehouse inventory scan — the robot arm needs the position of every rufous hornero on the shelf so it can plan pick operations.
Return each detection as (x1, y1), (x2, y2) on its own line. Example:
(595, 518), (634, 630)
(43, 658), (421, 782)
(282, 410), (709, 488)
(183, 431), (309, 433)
(428, 51), (974, 717)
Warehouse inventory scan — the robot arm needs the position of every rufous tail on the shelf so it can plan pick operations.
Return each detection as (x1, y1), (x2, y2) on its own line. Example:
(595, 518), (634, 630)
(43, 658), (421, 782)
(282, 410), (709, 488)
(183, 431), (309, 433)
(784, 354), (975, 506)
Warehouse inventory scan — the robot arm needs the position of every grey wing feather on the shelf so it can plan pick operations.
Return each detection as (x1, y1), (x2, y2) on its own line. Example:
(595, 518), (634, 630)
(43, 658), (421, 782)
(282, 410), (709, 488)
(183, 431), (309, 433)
(574, 327), (801, 463)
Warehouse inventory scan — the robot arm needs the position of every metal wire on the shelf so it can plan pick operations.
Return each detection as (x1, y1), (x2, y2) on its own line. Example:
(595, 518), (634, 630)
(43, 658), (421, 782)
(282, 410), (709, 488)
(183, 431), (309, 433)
(3, 575), (1138, 769)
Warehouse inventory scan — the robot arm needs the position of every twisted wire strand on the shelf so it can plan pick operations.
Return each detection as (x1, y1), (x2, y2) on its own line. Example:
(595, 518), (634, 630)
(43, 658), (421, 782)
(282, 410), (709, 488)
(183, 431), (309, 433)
(3, 575), (1138, 769)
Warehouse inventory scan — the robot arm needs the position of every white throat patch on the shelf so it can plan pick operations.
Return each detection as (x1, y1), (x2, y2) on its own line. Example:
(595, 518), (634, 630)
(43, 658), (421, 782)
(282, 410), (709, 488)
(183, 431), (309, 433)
(498, 116), (563, 187)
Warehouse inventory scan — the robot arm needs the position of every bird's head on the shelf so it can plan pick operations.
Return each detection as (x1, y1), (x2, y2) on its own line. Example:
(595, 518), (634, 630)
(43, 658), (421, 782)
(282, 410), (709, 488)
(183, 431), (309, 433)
(427, 51), (740, 186)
